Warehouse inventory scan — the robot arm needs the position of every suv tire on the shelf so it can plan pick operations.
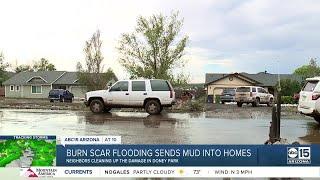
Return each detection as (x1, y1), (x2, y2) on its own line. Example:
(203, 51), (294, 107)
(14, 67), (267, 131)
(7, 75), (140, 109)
(90, 99), (104, 113)
(314, 116), (320, 124)
(237, 102), (243, 107)
(145, 100), (161, 115)
(267, 98), (273, 107)
(253, 98), (260, 107)
(59, 95), (64, 102)
(104, 107), (112, 113)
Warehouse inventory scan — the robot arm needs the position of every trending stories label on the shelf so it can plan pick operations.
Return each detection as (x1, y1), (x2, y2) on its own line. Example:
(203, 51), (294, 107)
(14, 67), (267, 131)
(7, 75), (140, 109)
(56, 144), (320, 166)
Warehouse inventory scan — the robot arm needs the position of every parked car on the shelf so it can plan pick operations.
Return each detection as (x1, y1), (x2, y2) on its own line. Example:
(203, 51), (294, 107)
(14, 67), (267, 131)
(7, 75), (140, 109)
(235, 86), (274, 107)
(298, 77), (320, 123)
(220, 88), (236, 104)
(293, 93), (300, 104)
(48, 89), (74, 102)
(84, 79), (176, 115)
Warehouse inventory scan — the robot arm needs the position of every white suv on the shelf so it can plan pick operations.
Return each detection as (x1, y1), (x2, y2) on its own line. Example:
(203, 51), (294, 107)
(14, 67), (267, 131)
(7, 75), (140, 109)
(84, 79), (176, 115)
(298, 77), (320, 123)
(235, 86), (274, 107)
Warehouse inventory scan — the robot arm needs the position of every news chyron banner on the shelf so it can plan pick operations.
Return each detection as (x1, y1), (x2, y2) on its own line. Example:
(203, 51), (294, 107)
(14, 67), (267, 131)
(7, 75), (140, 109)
(0, 135), (318, 178)
(57, 145), (318, 166)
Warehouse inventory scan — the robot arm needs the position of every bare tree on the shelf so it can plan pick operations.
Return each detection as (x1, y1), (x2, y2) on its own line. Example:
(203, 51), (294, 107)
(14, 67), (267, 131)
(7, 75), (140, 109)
(0, 52), (9, 85)
(77, 30), (117, 91)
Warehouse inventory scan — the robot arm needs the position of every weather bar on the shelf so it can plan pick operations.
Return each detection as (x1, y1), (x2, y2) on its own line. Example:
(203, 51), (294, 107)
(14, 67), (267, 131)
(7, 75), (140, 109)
(20, 167), (320, 178)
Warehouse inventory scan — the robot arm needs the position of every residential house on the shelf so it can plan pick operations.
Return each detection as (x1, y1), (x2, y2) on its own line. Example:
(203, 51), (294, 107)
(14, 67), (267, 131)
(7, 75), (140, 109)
(0, 71), (16, 96)
(2, 71), (117, 99)
(205, 72), (303, 103)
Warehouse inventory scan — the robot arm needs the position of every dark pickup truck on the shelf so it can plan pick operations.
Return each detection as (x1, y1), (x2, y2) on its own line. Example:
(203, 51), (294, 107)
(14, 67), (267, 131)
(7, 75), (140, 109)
(48, 89), (74, 102)
(220, 88), (236, 104)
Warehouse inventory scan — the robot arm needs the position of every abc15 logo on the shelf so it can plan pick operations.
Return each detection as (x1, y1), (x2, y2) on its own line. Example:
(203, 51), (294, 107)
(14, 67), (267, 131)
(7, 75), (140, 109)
(287, 147), (311, 160)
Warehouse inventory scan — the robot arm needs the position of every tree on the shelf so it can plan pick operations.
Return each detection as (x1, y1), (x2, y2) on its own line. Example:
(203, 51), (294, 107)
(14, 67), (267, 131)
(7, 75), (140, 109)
(77, 30), (117, 91)
(117, 12), (189, 85)
(280, 79), (302, 96)
(33, 58), (56, 71)
(103, 68), (118, 86)
(0, 52), (9, 86)
(15, 64), (33, 73)
(294, 58), (320, 79)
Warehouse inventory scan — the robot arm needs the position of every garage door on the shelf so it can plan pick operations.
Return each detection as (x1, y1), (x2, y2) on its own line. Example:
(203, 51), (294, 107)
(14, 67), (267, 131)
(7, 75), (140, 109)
(70, 86), (87, 99)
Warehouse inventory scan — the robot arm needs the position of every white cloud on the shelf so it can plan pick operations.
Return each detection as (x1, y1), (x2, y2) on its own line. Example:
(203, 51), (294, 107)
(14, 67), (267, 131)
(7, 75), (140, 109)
(183, 47), (236, 83)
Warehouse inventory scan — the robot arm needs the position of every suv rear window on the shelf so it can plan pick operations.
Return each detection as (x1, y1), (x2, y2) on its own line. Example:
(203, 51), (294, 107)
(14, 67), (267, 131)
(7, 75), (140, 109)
(303, 81), (319, 92)
(236, 87), (250, 92)
(150, 80), (170, 91)
(223, 89), (235, 94)
(132, 81), (146, 91)
(49, 90), (59, 95)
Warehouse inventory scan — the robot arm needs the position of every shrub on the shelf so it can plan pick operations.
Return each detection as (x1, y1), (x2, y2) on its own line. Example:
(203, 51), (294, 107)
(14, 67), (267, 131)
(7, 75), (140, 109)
(280, 79), (302, 96)
(188, 95), (205, 111)
(215, 95), (221, 104)
(281, 96), (294, 104)
(189, 100), (204, 111)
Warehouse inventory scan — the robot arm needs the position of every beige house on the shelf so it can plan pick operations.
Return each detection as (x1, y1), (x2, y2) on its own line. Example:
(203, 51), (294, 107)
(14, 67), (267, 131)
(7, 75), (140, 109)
(205, 72), (303, 103)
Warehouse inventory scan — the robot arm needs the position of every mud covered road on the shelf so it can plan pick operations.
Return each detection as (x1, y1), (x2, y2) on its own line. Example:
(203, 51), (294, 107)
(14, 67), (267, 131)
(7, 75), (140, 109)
(0, 106), (319, 144)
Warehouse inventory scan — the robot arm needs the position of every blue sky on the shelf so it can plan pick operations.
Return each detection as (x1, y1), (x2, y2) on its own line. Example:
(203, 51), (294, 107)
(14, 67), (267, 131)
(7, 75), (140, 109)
(0, 0), (319, 82)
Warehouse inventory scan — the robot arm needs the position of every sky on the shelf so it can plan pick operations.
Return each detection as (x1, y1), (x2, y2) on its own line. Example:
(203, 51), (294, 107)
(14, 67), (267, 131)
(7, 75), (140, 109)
(0, 0), (320, 83)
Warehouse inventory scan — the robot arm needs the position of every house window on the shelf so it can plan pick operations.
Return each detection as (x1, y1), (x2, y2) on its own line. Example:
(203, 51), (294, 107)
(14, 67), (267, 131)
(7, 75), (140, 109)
(10, 85), (14, 91)
(16, 86), (20, 91)
(31, 86), (42, 94)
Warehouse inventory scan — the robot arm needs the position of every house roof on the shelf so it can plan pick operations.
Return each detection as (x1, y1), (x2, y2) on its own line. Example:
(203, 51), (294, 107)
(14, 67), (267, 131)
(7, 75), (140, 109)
(3, 71), (118, 86)
(53, 72), (79, 85)
(205, 73), (261, 86)
(188, 83), (204, 88)
(241, 72), (303, 87)
(205, 72), (303, 87)
(176, 83), (205, 90)
(2, 71), (66, 85)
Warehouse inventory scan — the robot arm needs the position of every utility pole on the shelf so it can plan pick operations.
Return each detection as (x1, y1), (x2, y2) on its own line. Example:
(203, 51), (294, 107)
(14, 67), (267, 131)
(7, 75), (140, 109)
(267, 60), (281, 143)
(276, 70), (281, 140)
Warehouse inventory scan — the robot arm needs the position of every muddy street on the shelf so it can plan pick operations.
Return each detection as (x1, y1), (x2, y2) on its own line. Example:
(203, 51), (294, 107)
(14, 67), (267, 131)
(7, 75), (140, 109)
(0, 108), (319, 144)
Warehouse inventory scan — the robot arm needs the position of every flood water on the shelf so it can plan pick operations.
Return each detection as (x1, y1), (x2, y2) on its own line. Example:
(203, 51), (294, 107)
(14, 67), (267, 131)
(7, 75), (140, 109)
(0, 108), (319, 144)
